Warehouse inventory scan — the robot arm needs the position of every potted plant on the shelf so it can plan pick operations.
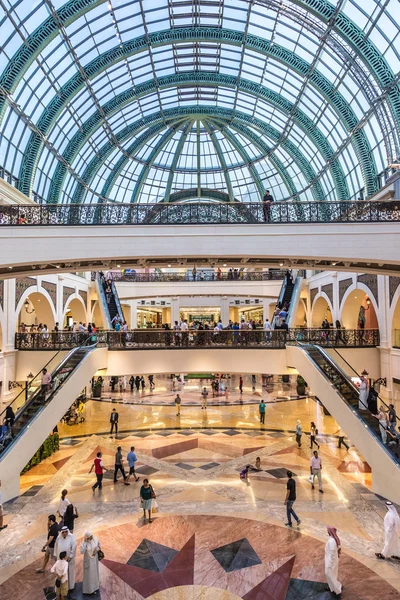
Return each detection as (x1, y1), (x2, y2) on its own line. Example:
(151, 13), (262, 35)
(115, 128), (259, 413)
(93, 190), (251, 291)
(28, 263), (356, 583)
(92, 380), (102, 398)
(296, 375), (307, 396)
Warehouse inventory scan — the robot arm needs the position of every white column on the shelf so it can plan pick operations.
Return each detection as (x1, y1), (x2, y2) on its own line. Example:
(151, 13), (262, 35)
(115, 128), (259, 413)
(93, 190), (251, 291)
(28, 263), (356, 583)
(220, 296), (229, 325)
(331, 272), (339, 323)
(130, 301), (137, 329)
(171, 297), (180, 324)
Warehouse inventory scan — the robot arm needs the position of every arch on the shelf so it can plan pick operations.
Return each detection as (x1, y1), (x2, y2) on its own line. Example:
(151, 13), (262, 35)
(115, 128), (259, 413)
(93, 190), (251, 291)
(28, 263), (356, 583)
(390, 288), (400, 348)
(293, 298), (307, 327)
(340, 285), (380, 331)
(51, 106), (325, 205)
(16, 28), (380, 199)
(63, 294), (87, 327)
(16, 290), (56, 330)
(311, 294), (334, 328)
(90, 300), (103, 329)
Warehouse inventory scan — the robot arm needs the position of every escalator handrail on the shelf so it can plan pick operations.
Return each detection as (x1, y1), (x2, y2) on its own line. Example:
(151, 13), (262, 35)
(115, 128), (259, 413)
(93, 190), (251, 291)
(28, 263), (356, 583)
(0, 337), (97, 460)
(0, 346), (65, 424)
(298, 343), (400, 463)
(286, 276), (302, 327)
(271, 277), (288, 328)
(96, 273), (112, 329)
(331, 347), (400, 425)
(110, 279), (125, 323)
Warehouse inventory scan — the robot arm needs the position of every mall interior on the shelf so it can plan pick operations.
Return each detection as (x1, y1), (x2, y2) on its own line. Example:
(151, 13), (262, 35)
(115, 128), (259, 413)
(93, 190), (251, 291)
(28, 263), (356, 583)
(1, 1), (400, 599)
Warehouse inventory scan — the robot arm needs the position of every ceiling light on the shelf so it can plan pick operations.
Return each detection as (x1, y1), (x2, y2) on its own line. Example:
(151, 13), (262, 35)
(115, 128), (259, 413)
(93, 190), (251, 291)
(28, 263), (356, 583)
(8, 266), (12, 270)
(279, 262), (283, 267)
(332, 262), (337, 266)
(117, 264), (121, 268)
(168, 264), (171, 268)
(223, 263), (227, 267)
(56, 265), (60, 269)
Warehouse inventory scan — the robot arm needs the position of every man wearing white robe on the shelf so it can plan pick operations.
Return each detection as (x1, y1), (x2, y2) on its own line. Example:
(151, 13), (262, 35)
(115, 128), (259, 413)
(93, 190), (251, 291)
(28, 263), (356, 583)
(54, 526), (77, 595)
(325, 526), (342, 596)
(376, 502), (400, 560)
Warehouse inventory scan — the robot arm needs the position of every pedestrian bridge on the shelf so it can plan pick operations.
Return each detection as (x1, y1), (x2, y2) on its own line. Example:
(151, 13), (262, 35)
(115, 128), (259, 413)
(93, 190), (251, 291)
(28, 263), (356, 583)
(1, 220), (400, 277)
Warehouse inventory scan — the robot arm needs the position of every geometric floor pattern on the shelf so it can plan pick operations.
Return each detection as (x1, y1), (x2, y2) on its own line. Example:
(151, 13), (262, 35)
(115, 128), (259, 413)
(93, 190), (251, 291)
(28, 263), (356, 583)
(211, 538), (262, 572)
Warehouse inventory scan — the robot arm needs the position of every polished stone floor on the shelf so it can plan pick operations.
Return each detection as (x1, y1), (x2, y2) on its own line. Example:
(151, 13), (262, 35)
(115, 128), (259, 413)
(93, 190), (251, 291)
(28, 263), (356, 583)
(1, 398), (400, 599)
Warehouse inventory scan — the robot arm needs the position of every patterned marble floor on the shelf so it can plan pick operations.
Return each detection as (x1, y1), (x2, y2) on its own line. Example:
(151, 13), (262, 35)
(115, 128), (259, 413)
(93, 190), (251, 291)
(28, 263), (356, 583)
(1, 402), (399, 598)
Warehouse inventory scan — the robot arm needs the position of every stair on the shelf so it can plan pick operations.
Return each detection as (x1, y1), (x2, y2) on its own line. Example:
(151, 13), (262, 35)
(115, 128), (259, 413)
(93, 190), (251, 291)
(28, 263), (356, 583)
(96, 273), (125, 327)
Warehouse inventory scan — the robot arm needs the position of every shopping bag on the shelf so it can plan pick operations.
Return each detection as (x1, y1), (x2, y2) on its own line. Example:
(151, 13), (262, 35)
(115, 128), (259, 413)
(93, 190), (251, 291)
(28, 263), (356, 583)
(152, 499), (158, 514)
(308, 474), (314, 484)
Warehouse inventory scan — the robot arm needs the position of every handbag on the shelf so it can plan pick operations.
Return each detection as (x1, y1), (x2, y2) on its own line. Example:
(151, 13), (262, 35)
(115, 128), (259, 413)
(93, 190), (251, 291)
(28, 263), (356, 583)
(150, 485), (156, 499)
(151, 499), (158, 514)
(97, 549), (105, 561)
(55, 579), (61, 588)
(308, 474), (314, 484)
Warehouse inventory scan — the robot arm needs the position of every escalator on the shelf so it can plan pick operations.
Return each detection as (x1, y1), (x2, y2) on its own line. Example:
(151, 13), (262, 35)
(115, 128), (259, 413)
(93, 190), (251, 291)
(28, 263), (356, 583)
(286, 343), (400, 503)
(96, 272), (125, 328)
(272, 272), (302, 328)
(0, 341), (107, 502)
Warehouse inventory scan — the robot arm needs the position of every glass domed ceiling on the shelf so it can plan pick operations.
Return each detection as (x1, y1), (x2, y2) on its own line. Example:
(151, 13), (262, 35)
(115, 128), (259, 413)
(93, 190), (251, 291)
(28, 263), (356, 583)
(0, 0), (400, 204)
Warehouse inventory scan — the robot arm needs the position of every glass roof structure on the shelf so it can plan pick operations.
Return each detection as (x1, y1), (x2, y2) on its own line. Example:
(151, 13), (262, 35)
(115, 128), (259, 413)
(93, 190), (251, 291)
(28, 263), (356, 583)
(1, 0), (400, 205)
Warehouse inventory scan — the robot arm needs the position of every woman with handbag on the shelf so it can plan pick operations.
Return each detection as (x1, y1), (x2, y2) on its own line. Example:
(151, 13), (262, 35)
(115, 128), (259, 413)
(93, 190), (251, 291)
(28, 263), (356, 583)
(80, 532), (101, 595)
(140, 478), (156, 523)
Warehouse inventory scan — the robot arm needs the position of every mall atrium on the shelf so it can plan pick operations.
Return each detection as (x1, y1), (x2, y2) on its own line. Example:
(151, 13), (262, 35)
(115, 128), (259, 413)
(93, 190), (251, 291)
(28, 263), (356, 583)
(1, 1), (400, 599)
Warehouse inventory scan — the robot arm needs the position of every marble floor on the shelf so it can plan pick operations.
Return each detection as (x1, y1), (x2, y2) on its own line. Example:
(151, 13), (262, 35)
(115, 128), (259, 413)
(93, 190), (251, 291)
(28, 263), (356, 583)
(1, 399), (399, 599)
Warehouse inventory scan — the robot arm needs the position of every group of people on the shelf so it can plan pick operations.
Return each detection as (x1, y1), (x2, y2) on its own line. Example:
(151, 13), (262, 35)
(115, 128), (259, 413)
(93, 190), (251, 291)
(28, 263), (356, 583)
(106, 374), (155, 394)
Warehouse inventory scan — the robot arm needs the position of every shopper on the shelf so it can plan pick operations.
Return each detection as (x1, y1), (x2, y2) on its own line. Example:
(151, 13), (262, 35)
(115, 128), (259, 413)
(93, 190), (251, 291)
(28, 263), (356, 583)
(310, 450), (324, 493)
(129, 375), (135, 392)
(284, 471), (301, 528)
(388, 404), (397, 435)
(358, 370), (369, 410)
(57, 489), (70, 523)
(201, 387), (208, 409)
(127, 446), (140, 482)
(259, 400), (266, 424)
(148, 374), (155, 390)
(80, 532), (101, 594)
(50, 550), (68, 600)
(89, 451), (107, 491)
(239, 376), (243, 394)
(263, 318), (272, 342)
(310, 421), (320, 449)
(114, 446), (130, 485)
(140, 478), (155, 523)
(295, 420), (302, 448)
(0, 480), (6, 531)
(53, 526), (77, 594)
(375, 501), (400, 560)
(325, 527), (342, 595)
(41, 368), (52, 400)
(335, 426), (349, 450)
(36, 514), (59, 573)
(109, 408), (119, 436)
(262, 189), (274, 222)
(63, 504), (79, 533)
(374, 406), (388, 444)
(175, 394), (181, 416)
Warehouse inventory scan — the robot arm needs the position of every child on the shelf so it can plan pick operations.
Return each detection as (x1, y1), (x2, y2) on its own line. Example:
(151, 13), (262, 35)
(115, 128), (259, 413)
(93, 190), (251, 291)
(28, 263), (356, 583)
(50, 550), (68, 599)
(240, 465), (251, 480)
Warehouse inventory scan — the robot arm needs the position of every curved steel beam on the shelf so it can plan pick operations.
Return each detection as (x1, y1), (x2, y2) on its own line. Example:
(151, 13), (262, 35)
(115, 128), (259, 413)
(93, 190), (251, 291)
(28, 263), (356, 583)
(202, 121), (234, 202)
(16, 28), (376, 199)
(56, 106), (324, 205)
(43, 73), (346, 203)
(164, 122), (194, 203)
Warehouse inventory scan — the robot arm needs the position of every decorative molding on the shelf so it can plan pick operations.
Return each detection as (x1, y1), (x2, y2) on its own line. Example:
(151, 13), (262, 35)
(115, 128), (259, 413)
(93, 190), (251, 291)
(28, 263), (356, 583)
(389, 276), (400, 305)
(357, 273), (378, 306)
(41, 281), (57, 306)
(0, 279), (3, 311)
(321, 283), (333, 306)
(15, 276), (36, 308)
(63, 286), (75, 310)
(310, 287), (319, 305)
(339, 277), (353, 306)
(79, 290), (88, 306)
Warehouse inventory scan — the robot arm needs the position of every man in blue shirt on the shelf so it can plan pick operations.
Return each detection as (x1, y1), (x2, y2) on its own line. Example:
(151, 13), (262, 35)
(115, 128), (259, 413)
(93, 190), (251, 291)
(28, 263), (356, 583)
(127, 446), (140, 482)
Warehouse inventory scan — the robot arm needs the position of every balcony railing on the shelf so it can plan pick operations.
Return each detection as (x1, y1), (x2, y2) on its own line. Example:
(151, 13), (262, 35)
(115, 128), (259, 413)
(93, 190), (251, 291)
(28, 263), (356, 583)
(15, 328), (380, 351)
(1, 200), (399, 226)
(108, 270), (286, 282)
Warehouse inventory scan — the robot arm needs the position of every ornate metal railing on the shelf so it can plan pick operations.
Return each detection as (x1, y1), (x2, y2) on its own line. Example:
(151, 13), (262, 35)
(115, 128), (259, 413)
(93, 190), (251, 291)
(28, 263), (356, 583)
(15, 328), (380, 350)
(287, 328), (380, 347)
(108, 270), (286, 282)
(1, 200), (400, 226)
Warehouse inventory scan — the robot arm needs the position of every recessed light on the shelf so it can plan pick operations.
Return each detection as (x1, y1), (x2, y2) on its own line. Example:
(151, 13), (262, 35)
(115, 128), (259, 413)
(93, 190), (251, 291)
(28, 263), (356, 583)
(332, 262), (337, 266)
(279, 263), (283, 266)
(56, 265), (60, 269)
(8, 266), (12, 270)
(223, 263), (227, 267)
(168, 264), (171, 268)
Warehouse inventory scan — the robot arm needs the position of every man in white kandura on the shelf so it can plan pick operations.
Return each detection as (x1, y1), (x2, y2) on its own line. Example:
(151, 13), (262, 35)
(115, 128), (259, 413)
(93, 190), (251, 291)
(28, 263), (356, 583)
(375, 501), (400, 560)
(324, 526), (342, 596)
(54, 526), (77, 597)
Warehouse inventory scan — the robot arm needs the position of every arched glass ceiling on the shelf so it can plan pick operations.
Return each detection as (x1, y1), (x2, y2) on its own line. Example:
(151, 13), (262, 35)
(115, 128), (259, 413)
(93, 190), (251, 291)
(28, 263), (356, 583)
(0, 0), (400, 204)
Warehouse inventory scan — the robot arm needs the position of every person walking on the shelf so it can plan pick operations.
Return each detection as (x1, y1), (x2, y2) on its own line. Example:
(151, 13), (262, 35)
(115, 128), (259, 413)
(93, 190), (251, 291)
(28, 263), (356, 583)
(50, 550), (69, 600)
(57, 489), (70, 523)
(335, 426), (349, 450)
(127, 446), (140, 482)
(148, 374), (155, 391)
(295, 420), (302, 448)
(140, 478), (156, 523)
(36, 514), (59, 573)
(53, 526), (77, 596)
(325, 527), (342, 595)
(89, 451), (107, 491)
(129, 376), (135, 393)
(80, 532), (101, 595)
(310, 421), (320, 449)
(201, 387), (208, 409)
(0, 480), (6, 531)
(263, 318), (272, 342)
(175, 394), (181, 416)
(63, 504), (79, 533)
(284, 471), (301, 528)
(259, 400), (266, 424)
(239, 376), (243, 394)
(375, 501), (400, 560)
(109, 408), (119, 436)
(114, 446), (130, 485)
(310, 450), (324, 493)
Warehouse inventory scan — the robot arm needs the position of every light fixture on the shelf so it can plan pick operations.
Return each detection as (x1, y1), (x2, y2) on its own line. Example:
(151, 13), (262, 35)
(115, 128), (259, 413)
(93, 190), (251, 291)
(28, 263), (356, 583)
(168, 264), (171, 268)
(24, 300), (35, 314)
(279, 262), (283, 267)
(56, 265), (60, 269)
(365, 296), (371, 310)
(332, 262), (337, 266)
(117, 264), (121, 268)
(223, 263), (227, 267)
(8, 266), (12, 270)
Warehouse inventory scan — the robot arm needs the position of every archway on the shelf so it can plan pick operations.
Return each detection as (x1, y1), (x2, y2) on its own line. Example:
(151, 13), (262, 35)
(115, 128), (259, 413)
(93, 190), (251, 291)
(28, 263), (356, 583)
(91, 301), (103, 329)
(340, 290), (378, 330)
(311, 295), (333, 328)
(17, 291), (56, 330)
(391, 295), (400, 348)
(293, 298), (307, 327)
(64, 296), (87, 329)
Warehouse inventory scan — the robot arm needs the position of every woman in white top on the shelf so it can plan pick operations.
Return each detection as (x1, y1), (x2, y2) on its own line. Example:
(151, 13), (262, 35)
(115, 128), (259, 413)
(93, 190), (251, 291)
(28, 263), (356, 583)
(57, 489), (70, 522)
(80, 531), (101, 594)
(325, 526), (342, 595)
(358, 371), (369, 410)
(374, 406), (388, 444)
